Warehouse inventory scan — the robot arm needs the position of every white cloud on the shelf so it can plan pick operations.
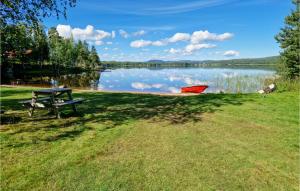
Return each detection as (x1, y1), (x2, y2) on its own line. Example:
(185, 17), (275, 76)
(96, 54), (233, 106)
(223, 50), (240, 57)
(119, 29), (129, 38)
(133, 30), (146, 36)
(129, 30), (233, 48)
(130, 40), (153, 48)
(185, 43), (216, 53)
(106, 42), (113, 45)
(152, 40), (168, 46)
(111, 31), (116, 38)
(168, 33), (190, 43)
(95, 41), (103, 45)
(168, 48), (181, 54)
(56, 25), (111, 45)
(130, 39), (168, 48)
(191, 30), (233, 44)
(56, 24), (72, 38)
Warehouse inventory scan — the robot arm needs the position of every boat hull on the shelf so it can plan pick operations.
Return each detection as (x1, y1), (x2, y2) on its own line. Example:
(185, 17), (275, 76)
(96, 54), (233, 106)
(181, 85), (208, 94)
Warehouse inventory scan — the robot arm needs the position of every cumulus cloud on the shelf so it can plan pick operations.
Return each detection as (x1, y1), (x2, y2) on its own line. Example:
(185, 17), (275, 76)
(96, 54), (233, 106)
(133, 30), (146, 36)
(56, 24), (72, 38)
(152, 40), (168, 46)
(119, 29), (129, 38)
(130, 30), (233, 48)
(165, 43), (215, 55)
(106, 41), (113, 45)
(111, 31), (116, 38)
(185, 43), (216, 53)
(168, 33), (190, 43)
(223, 50), (240, 57)
(95, 41), (103, 45)
(56, 24), (111, 45)
(130, 40), (153, 48)
(168, 48), (181, 54)
(190, 30), (233, 44)
(130, 39), (168, 48)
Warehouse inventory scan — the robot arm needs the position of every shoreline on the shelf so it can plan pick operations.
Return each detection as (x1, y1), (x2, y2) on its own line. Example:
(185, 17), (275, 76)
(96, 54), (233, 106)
(0, 85), (201, 96)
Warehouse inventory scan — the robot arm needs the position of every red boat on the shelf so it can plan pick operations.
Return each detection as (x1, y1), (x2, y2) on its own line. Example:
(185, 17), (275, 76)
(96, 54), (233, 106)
(181, 85), (208, 94)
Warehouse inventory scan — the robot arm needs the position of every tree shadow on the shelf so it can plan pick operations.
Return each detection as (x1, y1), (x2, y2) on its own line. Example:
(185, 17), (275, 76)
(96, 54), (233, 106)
(0, 91), (252, 146)
(75, 92), (250, 126)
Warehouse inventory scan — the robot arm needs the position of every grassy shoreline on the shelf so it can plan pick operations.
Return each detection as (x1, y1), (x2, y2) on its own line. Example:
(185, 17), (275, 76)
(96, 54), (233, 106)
(0, 86), (299, 190)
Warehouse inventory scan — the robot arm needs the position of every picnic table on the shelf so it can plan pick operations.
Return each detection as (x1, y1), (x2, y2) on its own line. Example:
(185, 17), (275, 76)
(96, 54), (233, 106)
(20, 88), (84, 118)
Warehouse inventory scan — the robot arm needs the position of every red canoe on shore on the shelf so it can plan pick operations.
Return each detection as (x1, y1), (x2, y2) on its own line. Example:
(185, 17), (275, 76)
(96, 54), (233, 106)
(181, 85), (208, 94)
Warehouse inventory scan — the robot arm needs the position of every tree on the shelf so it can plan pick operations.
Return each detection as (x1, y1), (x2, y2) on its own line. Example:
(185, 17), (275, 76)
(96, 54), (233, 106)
(48, 27), (63, 70)
(75, 40), (90, 69)
(0, 24), (34, 67)
(1, 0), (76, 27)
(31, 24), (49, 68)
(89, 46), (101, 69)
(275, 0), (300, 79)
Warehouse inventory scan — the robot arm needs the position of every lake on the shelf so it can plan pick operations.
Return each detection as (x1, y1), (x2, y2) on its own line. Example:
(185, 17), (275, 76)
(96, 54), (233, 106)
(8, 67), (276, 94)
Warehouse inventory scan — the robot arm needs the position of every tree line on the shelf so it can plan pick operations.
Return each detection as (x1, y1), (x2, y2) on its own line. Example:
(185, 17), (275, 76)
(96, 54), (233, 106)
(1, 24), (101, 73)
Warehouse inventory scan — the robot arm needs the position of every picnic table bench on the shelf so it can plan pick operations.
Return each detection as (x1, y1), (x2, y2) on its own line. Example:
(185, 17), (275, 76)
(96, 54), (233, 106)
(19, 88), (84, 118)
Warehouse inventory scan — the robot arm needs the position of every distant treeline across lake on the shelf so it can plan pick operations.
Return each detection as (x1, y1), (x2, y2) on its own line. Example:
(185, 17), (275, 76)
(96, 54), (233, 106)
(102, 56), (279, 69)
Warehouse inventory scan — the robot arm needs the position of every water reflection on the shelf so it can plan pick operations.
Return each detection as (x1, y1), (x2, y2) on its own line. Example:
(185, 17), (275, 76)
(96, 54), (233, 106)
(9, 71), (101, 90)
(53, 72), (100, 90)
(7, 68), (276, 93)
(98, 68), (275, 93)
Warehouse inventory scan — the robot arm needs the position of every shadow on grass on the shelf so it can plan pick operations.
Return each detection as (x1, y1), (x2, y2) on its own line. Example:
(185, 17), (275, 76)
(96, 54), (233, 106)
(0, 91), (252, 145)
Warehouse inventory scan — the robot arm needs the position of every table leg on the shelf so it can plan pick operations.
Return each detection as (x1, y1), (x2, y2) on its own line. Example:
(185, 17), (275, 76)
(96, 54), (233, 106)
(54, 107), (61, 119)
(29, 92), (37, 117)
(67, 90), (77, 112)
(51, 93), (60, 118)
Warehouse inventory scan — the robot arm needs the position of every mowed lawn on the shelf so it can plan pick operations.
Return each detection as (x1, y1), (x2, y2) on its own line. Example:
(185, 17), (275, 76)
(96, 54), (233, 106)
(0, 87), (299, 190)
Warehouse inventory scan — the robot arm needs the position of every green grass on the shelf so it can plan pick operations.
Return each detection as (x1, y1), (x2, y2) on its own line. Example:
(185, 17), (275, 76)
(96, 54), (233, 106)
(0, 86), (299, 190)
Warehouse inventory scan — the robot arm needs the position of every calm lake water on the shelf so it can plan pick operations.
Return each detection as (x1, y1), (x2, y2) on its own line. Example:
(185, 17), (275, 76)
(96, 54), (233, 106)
(98, 68), (275, 93)
(9, 67), (276, 93)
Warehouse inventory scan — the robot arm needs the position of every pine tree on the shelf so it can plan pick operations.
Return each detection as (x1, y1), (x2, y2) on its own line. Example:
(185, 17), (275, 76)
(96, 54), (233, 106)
(89, 46), (100, 69)
(275, 0), (300, 79)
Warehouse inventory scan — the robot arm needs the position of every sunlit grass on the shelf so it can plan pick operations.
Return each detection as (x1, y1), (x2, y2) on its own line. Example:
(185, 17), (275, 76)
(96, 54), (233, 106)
(0, 86), (299, 190)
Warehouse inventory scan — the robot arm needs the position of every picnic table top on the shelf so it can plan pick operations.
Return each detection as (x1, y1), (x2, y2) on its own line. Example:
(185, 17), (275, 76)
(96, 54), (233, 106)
(33, 88), (72, 94)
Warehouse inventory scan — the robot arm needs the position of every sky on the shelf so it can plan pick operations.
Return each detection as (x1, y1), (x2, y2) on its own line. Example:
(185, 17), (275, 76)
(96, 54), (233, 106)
(43, 0), (293, 61)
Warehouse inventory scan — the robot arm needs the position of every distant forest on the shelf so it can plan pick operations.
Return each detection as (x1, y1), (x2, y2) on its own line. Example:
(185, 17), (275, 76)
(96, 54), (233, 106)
(102, 56), (279, 69)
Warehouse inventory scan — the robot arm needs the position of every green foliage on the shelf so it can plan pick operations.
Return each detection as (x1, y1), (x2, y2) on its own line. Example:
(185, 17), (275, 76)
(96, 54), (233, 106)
(1, 25), (101, 73)
(89, 46), (101, 69)
(1, 0), (76, 27)
(47, 31), (101, 70)
(275, 0), (300, 79)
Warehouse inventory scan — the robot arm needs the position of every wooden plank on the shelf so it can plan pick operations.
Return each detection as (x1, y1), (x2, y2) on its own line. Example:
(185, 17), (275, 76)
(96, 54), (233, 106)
(33, 88), (71, 94)
(19, 97), (51, 104)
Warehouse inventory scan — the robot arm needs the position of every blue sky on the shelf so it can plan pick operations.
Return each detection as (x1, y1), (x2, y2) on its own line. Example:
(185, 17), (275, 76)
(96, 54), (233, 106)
(44, 0), (293, 61)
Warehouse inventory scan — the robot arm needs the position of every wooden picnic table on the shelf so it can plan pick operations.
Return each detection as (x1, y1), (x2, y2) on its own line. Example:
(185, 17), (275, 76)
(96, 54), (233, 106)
(20, 88), (84, 118)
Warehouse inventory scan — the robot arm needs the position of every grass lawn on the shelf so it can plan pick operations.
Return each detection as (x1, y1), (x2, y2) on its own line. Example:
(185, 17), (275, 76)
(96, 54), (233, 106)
(0, 86), (299, 190)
